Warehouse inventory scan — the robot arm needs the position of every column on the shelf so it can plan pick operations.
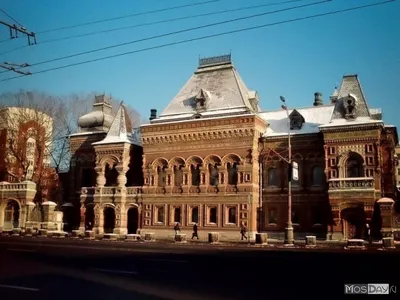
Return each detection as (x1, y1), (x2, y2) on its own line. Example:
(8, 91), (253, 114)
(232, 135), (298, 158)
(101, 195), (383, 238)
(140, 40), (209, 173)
(116, 165), (128, 187)
(113, 204), (127, 235)
(95, 166), (106, 187)
(79, 203), (86, 232)
(377, 198), (395, 238)
(93, 204), (103, 234)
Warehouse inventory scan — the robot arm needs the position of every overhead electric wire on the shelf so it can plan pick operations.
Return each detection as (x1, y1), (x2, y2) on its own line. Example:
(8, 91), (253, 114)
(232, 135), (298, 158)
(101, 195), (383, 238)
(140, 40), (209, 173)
(0, 0), (221, 44)
(39, 0), (222, 34)
(10, 0), (331, 68)
(0, 8), (24, 27)
(0, 0), (394, 83)
(0, 0), (304, 56)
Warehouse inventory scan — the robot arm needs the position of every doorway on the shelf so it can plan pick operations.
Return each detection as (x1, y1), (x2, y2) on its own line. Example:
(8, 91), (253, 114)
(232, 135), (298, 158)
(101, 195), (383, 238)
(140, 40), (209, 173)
(4, 200), (20, 229)
(127, 207), (139, 234)
(103, 207), (115, 234)
(341, 207), (365, 239)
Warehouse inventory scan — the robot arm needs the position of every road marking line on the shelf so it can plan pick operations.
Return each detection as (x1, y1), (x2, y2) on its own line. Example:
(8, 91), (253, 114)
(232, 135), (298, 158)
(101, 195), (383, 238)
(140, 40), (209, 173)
(0, 284), (39, 292)
(7, 248), (36, 253)
(144, 258), (188, 263)
(90, 268), (139, 275)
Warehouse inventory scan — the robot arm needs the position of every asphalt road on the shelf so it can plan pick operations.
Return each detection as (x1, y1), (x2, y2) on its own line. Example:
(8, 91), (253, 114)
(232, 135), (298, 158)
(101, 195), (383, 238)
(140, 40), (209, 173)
(0, 236), (399, 300)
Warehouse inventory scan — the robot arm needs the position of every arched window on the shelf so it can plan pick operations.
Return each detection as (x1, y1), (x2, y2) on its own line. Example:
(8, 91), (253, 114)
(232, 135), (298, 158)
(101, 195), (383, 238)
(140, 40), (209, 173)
(191, 164), (201, 186)
(227, 162), (238, 185)
(105, 163), (118, 186)
(267, 168), (279, 186)
(174, 165), (184, 187)
(311, 166), (325, 186)
(346, 153), (364, 178)
(157, 165), (167, 187)
(209, 163), (219, 186)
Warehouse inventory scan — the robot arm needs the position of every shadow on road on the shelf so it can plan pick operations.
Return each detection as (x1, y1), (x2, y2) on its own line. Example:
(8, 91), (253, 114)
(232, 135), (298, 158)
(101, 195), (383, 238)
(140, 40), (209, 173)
(1, 241), (399, 300)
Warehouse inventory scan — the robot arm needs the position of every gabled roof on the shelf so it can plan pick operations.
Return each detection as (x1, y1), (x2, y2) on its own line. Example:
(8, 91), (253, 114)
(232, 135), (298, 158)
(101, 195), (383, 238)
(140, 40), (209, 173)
(154, 55), (259, 123)
(92, 104), (140, 146)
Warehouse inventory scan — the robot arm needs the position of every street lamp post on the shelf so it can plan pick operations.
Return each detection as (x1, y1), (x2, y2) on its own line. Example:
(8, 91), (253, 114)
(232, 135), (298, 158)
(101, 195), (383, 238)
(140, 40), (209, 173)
(280, 96), (294, 246)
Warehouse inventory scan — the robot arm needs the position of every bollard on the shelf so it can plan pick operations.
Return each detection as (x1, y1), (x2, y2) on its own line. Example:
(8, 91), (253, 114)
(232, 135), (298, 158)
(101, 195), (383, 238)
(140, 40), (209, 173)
(175, 233), (187, 243)
(305, 236), (317, 248)
(382, 237), (395, 249)
(84, 230), (95, 240)
(255, 233), (268, 245)
(145, 233), (156, 241)
(208, 232), (219, 244)
(345, 239), (365, 250)
(126, 234), (141, 242)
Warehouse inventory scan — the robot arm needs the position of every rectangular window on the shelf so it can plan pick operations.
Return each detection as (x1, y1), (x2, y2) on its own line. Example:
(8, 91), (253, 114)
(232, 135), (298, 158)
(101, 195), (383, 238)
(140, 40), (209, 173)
(330, 158), (336, 167)
(209, 207), (217, 224)
(191, 207), (199, 224)
(268, 208), (277, 224)
(227, 206), (237, 224)
(366, 169), (374, 177)
(329, 147), (336, 155)
(155, 206), (164, 223)
(366, 144), (373, 153)
(174, 207), (181, 223)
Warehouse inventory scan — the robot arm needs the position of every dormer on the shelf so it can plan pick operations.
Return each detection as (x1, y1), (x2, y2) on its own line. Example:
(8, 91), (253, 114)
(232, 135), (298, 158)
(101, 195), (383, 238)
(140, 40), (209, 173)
(343, 93), (357, 120)
(248, 91), (259, 112)
(193, 89), (208, 112)
(289, 109), (305, 130)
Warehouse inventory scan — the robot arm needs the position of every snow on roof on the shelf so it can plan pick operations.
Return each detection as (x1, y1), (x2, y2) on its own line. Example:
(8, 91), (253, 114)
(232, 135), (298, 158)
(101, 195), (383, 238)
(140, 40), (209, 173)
(157, 56), (257, 121)
(92, 104), (140, 146)
(259, 105), (334, 137)
(319, 117), (383, 128)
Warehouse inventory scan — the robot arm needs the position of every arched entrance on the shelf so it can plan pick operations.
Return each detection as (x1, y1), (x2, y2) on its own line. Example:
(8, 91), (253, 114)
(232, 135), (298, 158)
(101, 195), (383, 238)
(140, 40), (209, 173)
(341, 207), (365, 239)
(4, 200), (20, 230)
(61, 203), (74, 232)
(103, 207), (115, 233)
(85, 205), (95, 230)
(127, 207), (139, 234)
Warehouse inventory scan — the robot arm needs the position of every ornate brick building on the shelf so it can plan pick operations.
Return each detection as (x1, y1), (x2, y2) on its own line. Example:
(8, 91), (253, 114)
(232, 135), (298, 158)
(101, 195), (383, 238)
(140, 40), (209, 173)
(69, 55), (398, 241)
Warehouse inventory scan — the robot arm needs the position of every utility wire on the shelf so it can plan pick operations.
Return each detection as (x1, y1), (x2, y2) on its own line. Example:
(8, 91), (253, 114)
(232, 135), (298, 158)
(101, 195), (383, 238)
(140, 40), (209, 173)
(39, 0), (222, 34)
(16, 0), (331, 68)
(0, 0), (221, 44)
(0, 8), (24, 27)
(0, 0), (394, 83)
(0, 0), (304, 56)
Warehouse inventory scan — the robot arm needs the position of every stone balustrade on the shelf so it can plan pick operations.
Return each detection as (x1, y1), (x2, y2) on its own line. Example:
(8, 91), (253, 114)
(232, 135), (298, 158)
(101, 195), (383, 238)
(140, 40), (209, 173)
(328, 177), (374, 190)
(0, 181), (36, 191)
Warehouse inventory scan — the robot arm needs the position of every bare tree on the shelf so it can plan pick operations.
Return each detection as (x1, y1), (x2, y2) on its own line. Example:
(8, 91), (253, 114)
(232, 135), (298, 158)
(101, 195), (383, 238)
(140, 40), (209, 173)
(0, 90), (142, 205)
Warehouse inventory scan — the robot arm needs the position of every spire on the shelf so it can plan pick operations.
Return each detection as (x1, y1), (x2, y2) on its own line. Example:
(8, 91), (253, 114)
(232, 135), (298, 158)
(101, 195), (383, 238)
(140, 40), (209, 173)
(330, 84), (339, 104)
(92, 104), (134, 145)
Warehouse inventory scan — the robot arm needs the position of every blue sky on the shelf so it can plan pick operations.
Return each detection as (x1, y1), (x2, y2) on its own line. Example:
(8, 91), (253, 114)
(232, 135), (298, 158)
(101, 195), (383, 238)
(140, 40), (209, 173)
(0, 0), (399, 127)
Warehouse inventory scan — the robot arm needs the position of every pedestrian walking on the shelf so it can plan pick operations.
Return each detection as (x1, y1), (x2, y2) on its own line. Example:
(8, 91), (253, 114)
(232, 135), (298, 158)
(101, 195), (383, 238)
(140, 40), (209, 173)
(240, 223), (247, 240)
(174, 222), (181, 235)
(192, 223), (199, 239)
(365, 223), (371, 243)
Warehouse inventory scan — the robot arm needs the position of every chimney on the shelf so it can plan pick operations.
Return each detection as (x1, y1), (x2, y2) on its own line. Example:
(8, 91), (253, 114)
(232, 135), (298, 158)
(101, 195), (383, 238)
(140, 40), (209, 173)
(313, 92), (323, 106)
(149, 109), (157, 121)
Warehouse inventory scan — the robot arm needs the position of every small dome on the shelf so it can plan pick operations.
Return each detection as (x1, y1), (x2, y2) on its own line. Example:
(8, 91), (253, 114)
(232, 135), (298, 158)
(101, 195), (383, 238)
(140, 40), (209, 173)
(79, 111), (110, 128)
